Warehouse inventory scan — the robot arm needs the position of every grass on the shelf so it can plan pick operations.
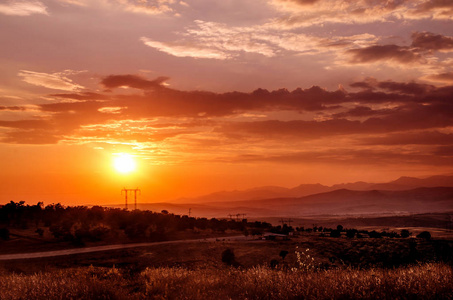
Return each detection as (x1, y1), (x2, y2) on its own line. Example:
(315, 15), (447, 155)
(0, 263), (452, 299)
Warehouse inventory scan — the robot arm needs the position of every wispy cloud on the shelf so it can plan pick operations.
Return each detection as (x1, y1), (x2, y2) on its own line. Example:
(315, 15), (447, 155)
(141, 37), (231, 60)
(141, 20), (378, 60)
(56, 0), (182, 15)
(0, 0), (48, 16)
(18, 70), (85, 91)
(268, 0), (452, 29)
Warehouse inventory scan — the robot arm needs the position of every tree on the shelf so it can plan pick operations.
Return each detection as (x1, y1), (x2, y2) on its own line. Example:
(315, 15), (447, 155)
(0, 228), (9, 240)
(221, 248), (236, 266)
(346, 229), (357, 238)
(279, 250), (289, 260)
(35, 228), (44, 237)
(330, 230), (341, 238)
(400, 229), (411, 238)
(337, 225), (344, 232)
(416, 231), (431, 240)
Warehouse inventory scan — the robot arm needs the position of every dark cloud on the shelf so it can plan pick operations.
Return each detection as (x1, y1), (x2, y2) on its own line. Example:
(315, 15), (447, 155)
(376, 81), (435, 95)
(0, 106), (27, 111)
(411, 31), (453, 51)
(434, 145), (453, 156)
(425, 72), (453, 83)
(0, 120), (52, 129)
(232, 148), (453, 166)
(414, 0), (453, 14)
(360, 131), (453, 145)
(332, 106), (395, 118)
(49, 92), (107, 101)
(347, 45), (421, 64)
(349, 78), (436, 95)
(217, 102), (453, 139)
(101, 75), (169, 90)
(1, 75), (453, 145)
(287, 0), (319, 4)
(1, 130), (61, 144)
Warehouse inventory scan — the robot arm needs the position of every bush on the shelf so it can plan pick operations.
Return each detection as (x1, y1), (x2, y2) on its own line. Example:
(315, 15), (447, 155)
(416, 231), (431, 240)
(330, 230), (341, 238)
(0, 228), (10, 240)
(221, 248), (236, 266)
(400, 229), (411, 238)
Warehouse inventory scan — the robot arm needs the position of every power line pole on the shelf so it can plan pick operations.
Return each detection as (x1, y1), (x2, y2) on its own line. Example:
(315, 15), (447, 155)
(188, 208), (192, 217)
(121, 188), (141, 210)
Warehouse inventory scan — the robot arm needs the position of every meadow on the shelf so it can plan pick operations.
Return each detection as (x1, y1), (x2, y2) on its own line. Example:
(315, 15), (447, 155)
(1, 203), (452, 299)
(0, 261), (451, 299)
(1, 234), (453, 299)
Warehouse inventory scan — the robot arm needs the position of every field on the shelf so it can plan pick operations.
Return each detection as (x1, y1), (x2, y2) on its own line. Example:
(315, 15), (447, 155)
(1, 231), (453, 299)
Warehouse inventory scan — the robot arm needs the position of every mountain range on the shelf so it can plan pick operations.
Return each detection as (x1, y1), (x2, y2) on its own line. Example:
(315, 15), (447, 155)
(110, 175), (453, 219)
(171, 175), (453, 204)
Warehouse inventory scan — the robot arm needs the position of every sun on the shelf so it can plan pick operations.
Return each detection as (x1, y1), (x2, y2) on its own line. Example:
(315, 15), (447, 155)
(113, 153), (136, 174)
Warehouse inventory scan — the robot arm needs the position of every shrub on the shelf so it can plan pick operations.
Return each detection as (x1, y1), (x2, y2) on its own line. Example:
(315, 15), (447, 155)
(221, 248), (236, 266)
(416, 231), (431, 240)
(279, 250), (289, 260)
(330, 230), (341, 238)
(346, 229), (357, 238)
(0, 228), (10, 240)
(400, 229), (411, 238)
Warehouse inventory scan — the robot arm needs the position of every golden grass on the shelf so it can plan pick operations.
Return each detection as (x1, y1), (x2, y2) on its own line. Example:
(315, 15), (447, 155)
(0, 263), (451, 299)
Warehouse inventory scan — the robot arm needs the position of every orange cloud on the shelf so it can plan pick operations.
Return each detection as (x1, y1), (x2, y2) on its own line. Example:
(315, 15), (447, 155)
(18, 70), (85, 91)
(0, 1), (48, 16)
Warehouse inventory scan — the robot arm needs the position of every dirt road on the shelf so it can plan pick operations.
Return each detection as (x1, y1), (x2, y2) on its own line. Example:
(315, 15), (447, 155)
(0, 235), (246, 261)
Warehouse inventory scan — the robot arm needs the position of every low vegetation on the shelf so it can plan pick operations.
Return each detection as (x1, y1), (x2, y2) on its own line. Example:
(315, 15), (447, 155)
(1, 201), (452, 299)
(0, 262), (451, 299)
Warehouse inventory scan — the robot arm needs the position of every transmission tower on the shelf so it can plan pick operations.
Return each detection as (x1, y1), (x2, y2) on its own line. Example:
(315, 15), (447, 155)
(121, 188), (141, 210)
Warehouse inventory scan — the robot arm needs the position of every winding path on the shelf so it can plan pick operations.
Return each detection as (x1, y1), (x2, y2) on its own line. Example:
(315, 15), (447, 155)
(0, 235), (246, 261)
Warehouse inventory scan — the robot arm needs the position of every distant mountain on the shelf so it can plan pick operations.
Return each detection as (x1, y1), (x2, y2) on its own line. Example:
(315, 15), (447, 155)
(172, 184), (331, 204)
(171, 175), (453, 204)
(120, 187), (453, 219)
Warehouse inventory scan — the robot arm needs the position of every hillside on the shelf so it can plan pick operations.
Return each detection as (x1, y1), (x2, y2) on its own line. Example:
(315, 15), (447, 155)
(170, 175), (453, 204)
(123, 187), (453, 219)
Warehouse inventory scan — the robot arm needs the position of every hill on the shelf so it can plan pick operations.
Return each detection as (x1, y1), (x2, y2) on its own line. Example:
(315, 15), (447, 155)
(124, 187), (453, 219)
(170, 175), (453, 204)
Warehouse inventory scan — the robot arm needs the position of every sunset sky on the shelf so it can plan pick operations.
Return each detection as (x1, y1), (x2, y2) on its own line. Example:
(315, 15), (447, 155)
(1, 0), (453, 206)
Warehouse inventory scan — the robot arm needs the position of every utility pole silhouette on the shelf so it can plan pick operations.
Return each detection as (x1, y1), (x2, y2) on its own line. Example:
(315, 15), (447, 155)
(188, 208), (192, 217)
(121, 188), (141, 210)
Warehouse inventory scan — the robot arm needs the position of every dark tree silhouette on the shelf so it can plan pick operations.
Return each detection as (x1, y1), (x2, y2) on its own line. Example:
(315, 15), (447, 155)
(221, 248), (236, 266)
(416, 231), (431, 240)
(279, 250), (289, 260)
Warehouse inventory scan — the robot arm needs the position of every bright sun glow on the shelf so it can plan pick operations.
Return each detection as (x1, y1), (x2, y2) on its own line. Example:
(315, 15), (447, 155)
(113, 153), (136, 174)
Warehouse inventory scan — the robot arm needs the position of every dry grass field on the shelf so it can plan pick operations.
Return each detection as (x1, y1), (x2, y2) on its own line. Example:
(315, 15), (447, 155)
(1, 231), (453, 299)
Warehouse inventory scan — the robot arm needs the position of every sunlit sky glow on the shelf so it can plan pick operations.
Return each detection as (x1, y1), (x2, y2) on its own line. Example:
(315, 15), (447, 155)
(0, 0), (452, 205)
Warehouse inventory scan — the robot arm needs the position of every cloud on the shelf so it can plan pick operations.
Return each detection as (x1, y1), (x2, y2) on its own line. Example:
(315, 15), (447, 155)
(227, 147), (453, 167)
(56, 0), (178, 15)
(141, 37), (231, 60)
(49, 92), (107, 101)
(269, 0), (452, 29)
(360, 131), (453, 146)
(141, 20), (379, 60)
(332, 106), (394, 118)
(101, 74), (169, 90)
(120, 0), (175, 15)
(423, 72), (453, 84)
(2, 75), (453, 147)
(18, 70), (85, 91)
(411, 31), (453, 52)
(412, 0), (453, 20)
(0, 106), (27, 111)
(346, 45), (422, 64)
(0, 0), (48, 16)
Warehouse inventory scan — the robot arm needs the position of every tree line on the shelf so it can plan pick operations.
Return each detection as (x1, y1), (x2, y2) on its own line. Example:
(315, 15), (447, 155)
(0, 201), (272, 244)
